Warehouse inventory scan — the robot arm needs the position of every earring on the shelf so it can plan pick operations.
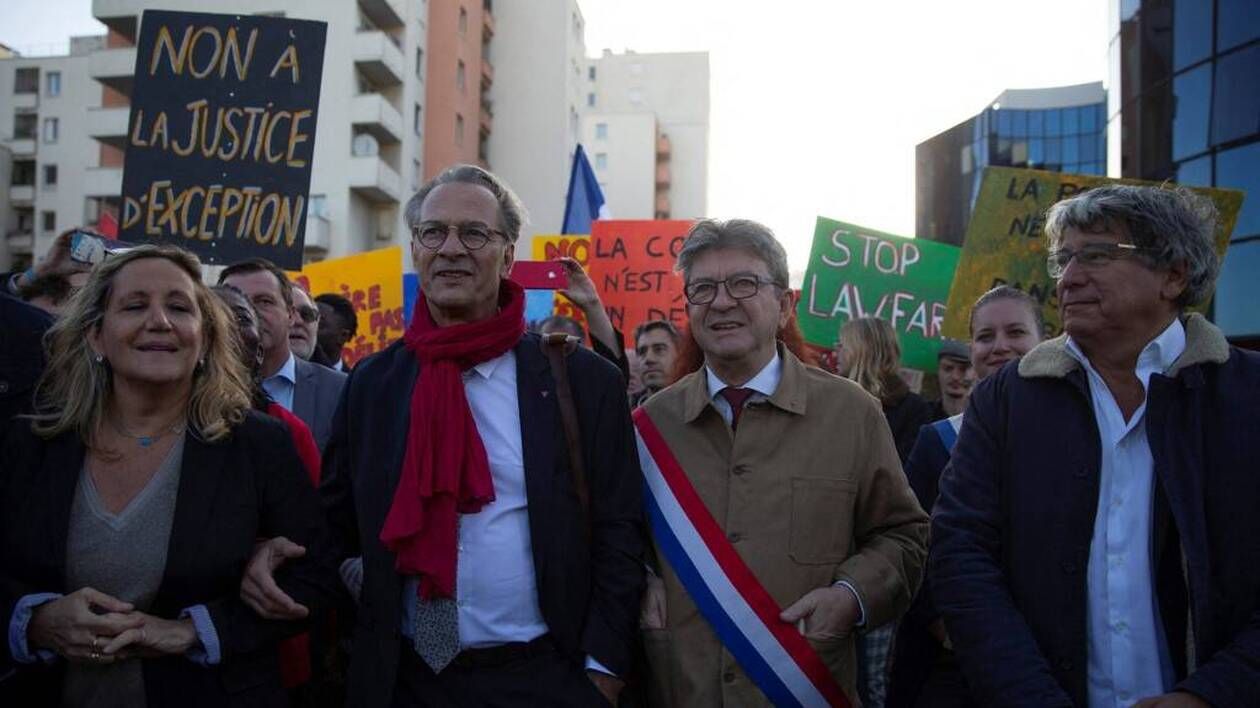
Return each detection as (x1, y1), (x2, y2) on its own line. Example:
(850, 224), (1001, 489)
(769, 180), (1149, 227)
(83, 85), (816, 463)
(196, 357), (206, 372)
(94, 353), (104, 364)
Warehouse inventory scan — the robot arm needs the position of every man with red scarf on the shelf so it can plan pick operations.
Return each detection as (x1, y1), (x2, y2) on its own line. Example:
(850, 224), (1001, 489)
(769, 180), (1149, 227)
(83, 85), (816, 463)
(240, 165), (645, 707)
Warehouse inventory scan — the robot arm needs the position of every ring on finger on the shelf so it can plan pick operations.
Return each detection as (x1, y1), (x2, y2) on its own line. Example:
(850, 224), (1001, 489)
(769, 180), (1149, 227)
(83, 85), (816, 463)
(90, 635), (101, 652)
(90, 650), (101, 662)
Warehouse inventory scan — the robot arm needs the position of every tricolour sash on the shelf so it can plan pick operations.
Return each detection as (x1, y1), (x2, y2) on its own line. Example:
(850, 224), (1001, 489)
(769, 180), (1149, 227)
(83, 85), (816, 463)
(634, 408), (851, 707)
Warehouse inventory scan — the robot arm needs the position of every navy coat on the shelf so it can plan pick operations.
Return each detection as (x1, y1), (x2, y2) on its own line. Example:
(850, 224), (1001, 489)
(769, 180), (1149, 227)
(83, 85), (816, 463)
(930, 315), (1260, 707)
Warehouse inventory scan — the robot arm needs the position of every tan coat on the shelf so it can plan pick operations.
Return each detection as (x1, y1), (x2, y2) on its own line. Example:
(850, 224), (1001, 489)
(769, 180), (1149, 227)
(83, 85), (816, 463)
(639, 349), (929, 707)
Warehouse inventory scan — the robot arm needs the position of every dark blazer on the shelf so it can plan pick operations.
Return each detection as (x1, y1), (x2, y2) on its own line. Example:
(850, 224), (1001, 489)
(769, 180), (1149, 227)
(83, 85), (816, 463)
(882, 388), (935, 465)
(0, 292), (52, 426)
(0, 412), (340, 707)
(292, 356), (346, 452)
(930, 315), (1260, 707)
(320, 332), (645, 708)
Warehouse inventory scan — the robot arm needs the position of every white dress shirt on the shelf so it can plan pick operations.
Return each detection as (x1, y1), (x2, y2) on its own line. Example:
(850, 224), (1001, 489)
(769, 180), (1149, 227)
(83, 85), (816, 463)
(399, 351), (610, 673)
(1066, 319), (1185, 708)
(262, 352), (297, 411)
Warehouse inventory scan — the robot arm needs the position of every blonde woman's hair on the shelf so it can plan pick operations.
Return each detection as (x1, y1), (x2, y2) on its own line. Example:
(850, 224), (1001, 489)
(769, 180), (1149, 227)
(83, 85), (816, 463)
(838, 317), (903, 403)
(31, 245), (252, 444)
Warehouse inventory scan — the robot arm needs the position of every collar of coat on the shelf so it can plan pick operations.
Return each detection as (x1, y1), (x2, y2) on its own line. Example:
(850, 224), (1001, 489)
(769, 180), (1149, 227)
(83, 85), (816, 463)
(681, 344), (810, 424)
(1018, 312), (1230, 380)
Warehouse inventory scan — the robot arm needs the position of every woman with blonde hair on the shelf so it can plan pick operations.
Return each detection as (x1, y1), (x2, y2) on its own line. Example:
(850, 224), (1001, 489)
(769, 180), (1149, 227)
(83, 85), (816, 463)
(836, 316), (934, 463)
(0, 244), (337, 707)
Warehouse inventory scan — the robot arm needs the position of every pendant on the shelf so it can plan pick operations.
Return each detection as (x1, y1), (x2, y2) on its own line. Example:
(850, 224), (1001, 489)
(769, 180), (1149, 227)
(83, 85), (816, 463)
(139, 436), (153, 448)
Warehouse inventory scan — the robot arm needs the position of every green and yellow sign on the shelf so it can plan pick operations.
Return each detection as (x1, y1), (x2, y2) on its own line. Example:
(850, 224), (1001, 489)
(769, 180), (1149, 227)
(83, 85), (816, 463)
(799, 217), (961, 371)
(943, 166), (1244, 339)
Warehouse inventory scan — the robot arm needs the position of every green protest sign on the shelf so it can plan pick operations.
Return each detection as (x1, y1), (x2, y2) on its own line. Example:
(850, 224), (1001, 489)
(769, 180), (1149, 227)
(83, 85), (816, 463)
(798, 217), (961, 371)
(942, 166), (1243, 339)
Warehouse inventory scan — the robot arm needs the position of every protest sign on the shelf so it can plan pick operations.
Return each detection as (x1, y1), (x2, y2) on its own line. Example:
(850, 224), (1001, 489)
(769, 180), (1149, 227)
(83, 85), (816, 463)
(588, 221), (692, 341)
(292, 247), (404, 367)
(943, 166), (1244, 339)
(530, 235), (592, 324)
(120, 10), (327, 270)
(798, 217), (961, 371)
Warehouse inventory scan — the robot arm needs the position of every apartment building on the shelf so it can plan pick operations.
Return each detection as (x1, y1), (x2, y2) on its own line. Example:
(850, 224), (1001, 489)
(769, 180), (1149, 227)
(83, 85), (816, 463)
(582, 50), (710, 222)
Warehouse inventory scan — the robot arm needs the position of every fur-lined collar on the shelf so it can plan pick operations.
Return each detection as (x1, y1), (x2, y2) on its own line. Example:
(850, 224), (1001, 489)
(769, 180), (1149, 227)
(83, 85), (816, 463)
(1017, 313), (1230, 380)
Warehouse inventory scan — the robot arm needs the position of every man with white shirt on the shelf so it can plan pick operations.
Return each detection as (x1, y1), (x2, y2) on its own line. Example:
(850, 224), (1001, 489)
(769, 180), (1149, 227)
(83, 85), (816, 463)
(218, 259), (346, 451)
(634, 219), (928, 706)
(931, 185), (1260, 707)
(239, 165), (644, 707)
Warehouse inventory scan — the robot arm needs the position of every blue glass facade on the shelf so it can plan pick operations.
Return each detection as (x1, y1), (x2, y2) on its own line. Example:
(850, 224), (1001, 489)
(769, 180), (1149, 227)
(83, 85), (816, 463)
(917, 94), (1107, 246)
(1111, 0), (1260, 340)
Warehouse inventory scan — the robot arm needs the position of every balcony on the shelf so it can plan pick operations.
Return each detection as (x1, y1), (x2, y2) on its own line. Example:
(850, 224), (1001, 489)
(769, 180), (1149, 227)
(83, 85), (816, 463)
(304, 214), (331, 254)
(351, 93), (403, 145)
(6, 230), (34, 256)
(12, 92), (38, 110)
(9, 185), (35, 204)
(482, 7), (495, 39)
(479, 102), (493, 136)
(656, 134), (671, 158)
(89, 46), (136, 96)
(480, 58), (494, 89)
(91, 1), (139, 42)
(358, 0), (404, 30)
(87, 106), (130, 150)
(354, 31), (404, 87)
(349, 156), (402, 204)
(83, 167), (122, 198)
(655, 164), (670, 187)
(4, 137), (37, 157)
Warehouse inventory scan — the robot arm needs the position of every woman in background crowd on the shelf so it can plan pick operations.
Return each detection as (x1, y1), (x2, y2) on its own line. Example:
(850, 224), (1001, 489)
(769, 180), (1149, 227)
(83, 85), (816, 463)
(1, 245), (337, 707)
(887, 285), (1046, 708)
(833, 315), (935, 708)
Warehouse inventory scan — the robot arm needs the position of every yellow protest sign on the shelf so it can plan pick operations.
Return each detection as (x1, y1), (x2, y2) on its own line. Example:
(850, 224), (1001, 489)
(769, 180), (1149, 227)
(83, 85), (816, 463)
(531, 235), (590, 323)
(290, 246), (405, 367)
(943, 166), (1244, 339)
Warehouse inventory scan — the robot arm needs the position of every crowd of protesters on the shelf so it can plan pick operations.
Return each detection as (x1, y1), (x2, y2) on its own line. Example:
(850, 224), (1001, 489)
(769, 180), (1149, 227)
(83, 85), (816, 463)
(1, 163), (1255, 708)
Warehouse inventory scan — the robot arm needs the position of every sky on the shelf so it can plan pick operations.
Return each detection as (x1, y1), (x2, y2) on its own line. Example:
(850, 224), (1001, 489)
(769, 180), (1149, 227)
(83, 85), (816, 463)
(1, 0), (1110, 272)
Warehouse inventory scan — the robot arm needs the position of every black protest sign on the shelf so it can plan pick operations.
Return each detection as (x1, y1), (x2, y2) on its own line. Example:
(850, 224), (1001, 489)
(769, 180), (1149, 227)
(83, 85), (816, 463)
(120, 10), (327, 269)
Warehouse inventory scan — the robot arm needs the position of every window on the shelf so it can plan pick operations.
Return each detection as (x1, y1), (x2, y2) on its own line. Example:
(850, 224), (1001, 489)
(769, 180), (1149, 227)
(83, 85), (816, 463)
(628, 88), (642, 105)
(1212, 44), (1260, 147)
(458, 6), (468, 35)
(457, 60), (466, 92)
(414, 103), (422, 136)
(12, 160), (35, 186)
(595, 122), (608, 140)
(1172, 64), (1211, 160)
(1062, 106), (1080, 134)
(43, 117), (58, 143)
(455, 113), (464, 146)
(416, 47), (424, 79)
(42, 211), (56, 232)
(308, 194), (328, 218)
(1216, 141), (1260, 239)
(1045, 137), (1062, 165)
(1218, 0), (1260, 53)
(587, 92), (595, 107)
(1011, 110), (1028, 138)
(1029, 110), (1045, 136)
(1214, 240), (1260, 336)
(588, 66), (596, 81)
(43, 164), (57, 186)
(14, 113), (36, 139)
(1046, 108), (1062, 135)
(1174, 0), (1213, 70)
(595, 153), (607, 169)
(14, 67), (38, 93)
(413, 159), (422, 191)
(997, 109), (1012, 136)
(1080, 103), (1098, 133)
(1063, 135), (1080, 163)
(45, 71), (60, 97)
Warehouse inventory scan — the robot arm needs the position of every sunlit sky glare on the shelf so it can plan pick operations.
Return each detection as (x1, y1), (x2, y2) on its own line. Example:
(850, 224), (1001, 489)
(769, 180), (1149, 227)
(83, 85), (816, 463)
(2, 0), (1109, 271)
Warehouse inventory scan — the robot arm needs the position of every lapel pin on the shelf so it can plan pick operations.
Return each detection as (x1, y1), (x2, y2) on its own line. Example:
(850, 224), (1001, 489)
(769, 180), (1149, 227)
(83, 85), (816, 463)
(541, 391), (550, 398)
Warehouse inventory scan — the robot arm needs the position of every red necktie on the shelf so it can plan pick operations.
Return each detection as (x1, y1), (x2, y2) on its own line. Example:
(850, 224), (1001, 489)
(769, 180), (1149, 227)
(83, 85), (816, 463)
(719, 387), (755, 430)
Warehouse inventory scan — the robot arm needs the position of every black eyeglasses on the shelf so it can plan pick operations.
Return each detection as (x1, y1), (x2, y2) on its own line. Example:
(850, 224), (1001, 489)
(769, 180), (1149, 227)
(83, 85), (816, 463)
(684, 274), (782, 305)
(295, 305), (320, 323)
(1046, 242), (1152, 279)
(412, 222), (506, 251)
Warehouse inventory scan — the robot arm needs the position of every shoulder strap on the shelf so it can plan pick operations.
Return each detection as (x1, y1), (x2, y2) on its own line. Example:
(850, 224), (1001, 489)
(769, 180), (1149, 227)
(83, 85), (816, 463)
(541, 333), (590, 538)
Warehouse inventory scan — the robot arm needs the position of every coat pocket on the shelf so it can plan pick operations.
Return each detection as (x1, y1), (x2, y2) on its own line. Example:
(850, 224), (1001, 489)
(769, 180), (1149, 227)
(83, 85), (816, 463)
(789, 477), (857, 565)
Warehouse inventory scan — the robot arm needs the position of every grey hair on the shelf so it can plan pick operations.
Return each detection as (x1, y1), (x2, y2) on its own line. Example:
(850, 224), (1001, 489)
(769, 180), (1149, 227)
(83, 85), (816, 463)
(1044, 184), (1220, 307)
(404, 164), (529, 243)
(675, 219), (790, 287)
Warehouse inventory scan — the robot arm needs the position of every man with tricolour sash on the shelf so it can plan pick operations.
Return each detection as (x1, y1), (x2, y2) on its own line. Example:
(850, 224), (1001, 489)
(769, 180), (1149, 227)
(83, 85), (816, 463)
(635, 218), (929, 707)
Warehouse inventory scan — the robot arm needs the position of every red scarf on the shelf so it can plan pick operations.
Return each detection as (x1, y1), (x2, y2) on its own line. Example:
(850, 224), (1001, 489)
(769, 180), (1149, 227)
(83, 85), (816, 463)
(380, 279), (526, 599)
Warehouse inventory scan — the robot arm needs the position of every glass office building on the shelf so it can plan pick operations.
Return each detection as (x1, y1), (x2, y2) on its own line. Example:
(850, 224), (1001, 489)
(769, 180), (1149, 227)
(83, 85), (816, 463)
(916, 82), (1107, 246)
(1109, 0), (1260, 342)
